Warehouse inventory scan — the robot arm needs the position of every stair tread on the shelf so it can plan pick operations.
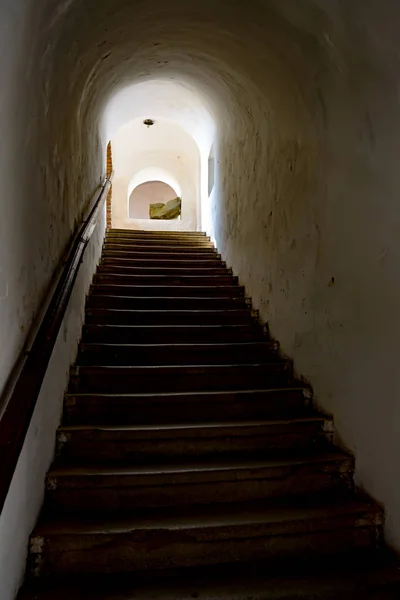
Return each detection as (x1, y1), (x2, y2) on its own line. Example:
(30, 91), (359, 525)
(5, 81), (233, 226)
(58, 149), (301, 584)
(97, 255), (225, 262)
(91, 285), (239, 289)
(59, 415), (328, 433)
(86, 309), (248, 314)
(102, 252), (221, 256)
(100, 268), (227, 277)
(33, 498), (380, 536)
(96, 275), (232, 279)
(79, 341), (274, 348)
(88, 291), (245, 299)
(72, 363), (287, 370)
(49, 451), (350, 478)
(18, 562), (400, 600)
(84, 323), (256, 329)
(65, 387), (307, 398)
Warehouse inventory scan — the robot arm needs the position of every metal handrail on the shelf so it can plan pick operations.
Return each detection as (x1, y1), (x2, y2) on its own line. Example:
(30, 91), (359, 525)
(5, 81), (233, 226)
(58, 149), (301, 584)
(0, 172), (113, 515)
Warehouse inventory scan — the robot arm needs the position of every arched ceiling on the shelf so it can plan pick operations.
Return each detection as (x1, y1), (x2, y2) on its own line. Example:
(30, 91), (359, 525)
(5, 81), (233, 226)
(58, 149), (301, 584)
(102, 79), (215, 153)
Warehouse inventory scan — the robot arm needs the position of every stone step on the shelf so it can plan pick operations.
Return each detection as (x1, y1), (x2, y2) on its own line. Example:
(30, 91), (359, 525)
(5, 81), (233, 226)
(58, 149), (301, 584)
(64, 388), (311, 425)
(18, 560), (400, 599)
(89, 284), (245, 297)
(68, 363), (292, 394)
(77, 341), (278, 366)
(82, 324), (265, 343)
(107, 229), (209, 239)
(56, 416), (333, 463)
(102, 249), (223, 260)
(84, 308), (254, 326)
(93, 273), (238, 286)
(29, 499), (383, 576)
(100, 257), (225, 269)
(86, 293), (248, 310)
(103, 242), (218, 254)
(98, 263), (230, 276)
(46, 452), (354, 513)
(105, 236), (214, 247)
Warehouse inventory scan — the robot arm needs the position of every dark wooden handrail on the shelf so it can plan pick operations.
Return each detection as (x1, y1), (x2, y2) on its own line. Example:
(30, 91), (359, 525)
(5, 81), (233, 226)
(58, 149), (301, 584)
(0, 173), (113, 515)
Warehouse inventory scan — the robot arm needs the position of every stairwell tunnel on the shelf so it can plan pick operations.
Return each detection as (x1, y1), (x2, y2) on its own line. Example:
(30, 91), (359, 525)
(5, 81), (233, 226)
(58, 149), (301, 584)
(2, 1), (400, 597)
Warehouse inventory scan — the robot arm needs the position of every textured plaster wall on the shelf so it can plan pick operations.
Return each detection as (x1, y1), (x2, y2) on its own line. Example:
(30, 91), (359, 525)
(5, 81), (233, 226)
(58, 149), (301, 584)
(3, 1), (400, 598)
(0, 2), (106, 597)
(0, 213), (105, 600)
(211, 3), (400, 552)
(111, 119), (200, 230)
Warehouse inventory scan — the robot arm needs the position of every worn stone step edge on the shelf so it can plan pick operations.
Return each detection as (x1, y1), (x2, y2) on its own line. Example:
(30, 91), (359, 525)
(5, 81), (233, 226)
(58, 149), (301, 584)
(94, 273), (237, 282)
(106, 231), (210, 237)
(100, 257), (225, 265)
(102, 250), (221, 257)
(64, 387), (312, 405)
(83, 309), (256, 325)
(86, 295), (249, 310)
(103, 244), (218, 252)
(31, 498), (383, 539)
(104, 239), (212, 244)
(47, 452), (351, 487)
(70, 362), (290, 377)
(87, 284), (246, 296)
(57, 415), (332, 440)
(95, 274), (238, 283)
(77, 341), (277, 356)
(88, 289), (247, 301)
(85, 308), (253, 317)
(82, 323), (263, 332)
(106, 232), (210, 239)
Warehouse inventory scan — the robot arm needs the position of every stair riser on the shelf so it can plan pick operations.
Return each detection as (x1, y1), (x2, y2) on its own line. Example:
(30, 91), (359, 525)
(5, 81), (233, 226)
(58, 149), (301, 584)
(46, 460), (353, 513)
(82, 326), (264, 344)
(107, 229), (208, 236)
(106, 230), (210, 238)
(103, 244), (218, 254)
(69, 366), (291, 394)
(17, 571), (400, 600)
(105, 238), (214, 247)
(84, 310), (253, 326)
(86, 295), (248, 310)
(98, 265), (229, 276)
(102, 251), (222, 260)
(30, 524), (380, 576)
(56, 424), (332, 463)
(100, 255), (223, 271)
(106, 230), (209, 237)
(93, 275), (238, 287)
(77, 343), (278, 366)
(64, 390), (309, 425)
(89, 285), (245, 298)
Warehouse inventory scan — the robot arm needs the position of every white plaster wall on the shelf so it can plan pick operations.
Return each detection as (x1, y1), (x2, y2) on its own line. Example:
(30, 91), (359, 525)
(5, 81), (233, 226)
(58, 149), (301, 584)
(111, 119), (200, 230)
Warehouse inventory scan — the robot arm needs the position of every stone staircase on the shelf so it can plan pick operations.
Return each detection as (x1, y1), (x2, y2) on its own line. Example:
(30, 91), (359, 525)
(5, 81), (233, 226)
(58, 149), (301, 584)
(20, 229), (400, 598)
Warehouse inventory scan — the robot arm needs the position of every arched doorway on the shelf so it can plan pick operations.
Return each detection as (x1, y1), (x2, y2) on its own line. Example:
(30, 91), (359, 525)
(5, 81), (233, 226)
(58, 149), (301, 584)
(129, 180), (180, 219)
